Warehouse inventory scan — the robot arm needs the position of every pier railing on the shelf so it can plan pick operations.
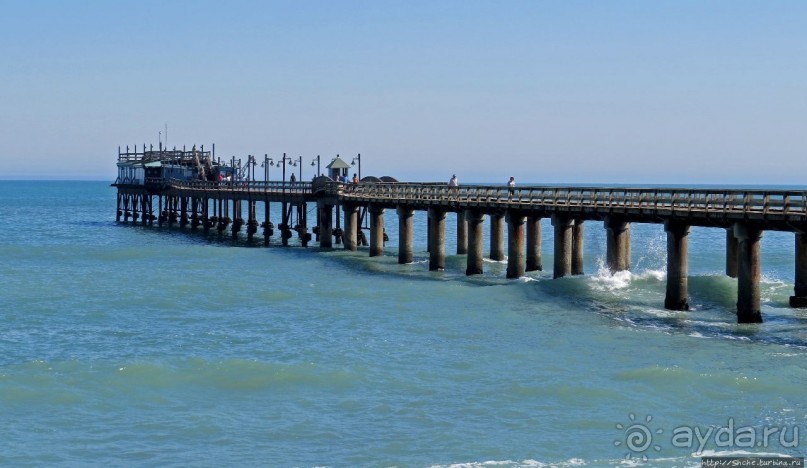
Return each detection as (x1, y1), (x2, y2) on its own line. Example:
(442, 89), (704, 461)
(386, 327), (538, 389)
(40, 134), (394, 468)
(167, 179), (314, 195)
(338, 183), (807, 217)
(156, 179), (807, 217)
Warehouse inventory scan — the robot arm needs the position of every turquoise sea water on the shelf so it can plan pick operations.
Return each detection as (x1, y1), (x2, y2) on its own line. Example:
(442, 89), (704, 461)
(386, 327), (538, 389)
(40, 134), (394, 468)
(1, 181), (806, 466)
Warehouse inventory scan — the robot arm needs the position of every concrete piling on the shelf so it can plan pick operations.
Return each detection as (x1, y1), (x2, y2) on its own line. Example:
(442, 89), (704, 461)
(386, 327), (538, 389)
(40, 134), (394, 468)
(734, 222), (763, 323)
(466, 209), (485, 275)
(526, 216), (543, 272)
(664, 221), (690, 310)
(318, 202), (332, 248)
(397, 206), (415, 264)
(506, 211), (526, 279)
(572, 220), (584, 275)
(552, 215), (573, 278)
(490, 213), (505, 261)
(428, 208), (446, 270)
(790, 232), (807, 307)
(343, 203), (359, 251)
(456, 211), (468, 255)
(605, 217), (631, 273)
(369, 205), (385, 257)
(726, 228), (738, 278)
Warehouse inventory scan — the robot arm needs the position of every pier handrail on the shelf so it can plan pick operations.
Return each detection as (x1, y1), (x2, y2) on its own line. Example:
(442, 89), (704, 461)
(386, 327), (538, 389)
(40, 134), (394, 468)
(338, 182), (807, 216)
(155, 178), (807, 217)
(166, 178), (315, 195)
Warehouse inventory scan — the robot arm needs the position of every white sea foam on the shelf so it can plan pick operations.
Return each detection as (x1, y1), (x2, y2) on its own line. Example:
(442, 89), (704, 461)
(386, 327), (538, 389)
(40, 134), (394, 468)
(434, 459), (573, 468)
(697, 449), (794, 458)
(483, 257), (508, 264)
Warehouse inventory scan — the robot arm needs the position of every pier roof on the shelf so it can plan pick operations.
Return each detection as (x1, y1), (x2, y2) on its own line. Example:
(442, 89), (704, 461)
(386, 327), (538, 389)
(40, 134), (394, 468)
(326, 157), (351, 170)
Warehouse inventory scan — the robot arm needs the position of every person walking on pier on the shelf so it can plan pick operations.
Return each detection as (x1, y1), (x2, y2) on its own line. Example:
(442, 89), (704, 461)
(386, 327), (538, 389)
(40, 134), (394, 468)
(449, 174), (459, 198)
(508, 176), (515, 199)
(290, 173), (296, 184)
(352, 173), (359, 185)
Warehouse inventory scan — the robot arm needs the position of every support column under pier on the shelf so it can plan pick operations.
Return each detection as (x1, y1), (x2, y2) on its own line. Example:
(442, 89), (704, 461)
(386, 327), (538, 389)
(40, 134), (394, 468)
(790, 233), (807, 307)
(489, 213), (505, 261)
(397, 207), (415, 264)
(140, 194), (148, 226)
(428, 208), (446, 271)
(369, 205), (385, 257)
(456, 211), (468, 255)
(147, 195), (154, 227)
(506, 211), (526, 279)
(247, 201), (258, 241)
(190, 198), (200, 229)
(180, 197), (189, 227)
(203, 198), (211, 233)
(734, 222), (763, 323)
(465, 209), (485, 275)
(572, 220), (584, 275)
(526, 216), (543, 272)
(664, 221), (690, 311)
(318, 202), (333, 249)
(231, 199), (242, 239)
(726, 228), (738, 278)
(605, 217), (631, 273)
(263, 201), (271, 245)
(343, 204), (359, 251)
(298, 202), (309, 248)
(552, 215), (573, 279)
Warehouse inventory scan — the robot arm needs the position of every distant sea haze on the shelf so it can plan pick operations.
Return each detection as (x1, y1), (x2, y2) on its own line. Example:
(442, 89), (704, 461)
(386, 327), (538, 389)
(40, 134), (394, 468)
(0, 180), (804, 466)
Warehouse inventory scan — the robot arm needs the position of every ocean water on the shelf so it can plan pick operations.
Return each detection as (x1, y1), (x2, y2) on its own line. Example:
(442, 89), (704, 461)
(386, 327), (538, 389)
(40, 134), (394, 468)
(1, 180), (806, 466)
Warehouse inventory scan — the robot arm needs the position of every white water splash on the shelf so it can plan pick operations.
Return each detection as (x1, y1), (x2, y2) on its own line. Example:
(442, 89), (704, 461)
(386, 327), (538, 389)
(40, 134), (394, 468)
(587, 257), (667, 292)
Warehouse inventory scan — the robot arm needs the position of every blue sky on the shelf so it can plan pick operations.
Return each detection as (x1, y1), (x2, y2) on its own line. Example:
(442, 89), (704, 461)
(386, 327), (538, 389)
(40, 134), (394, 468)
(1, 1), (805, 183)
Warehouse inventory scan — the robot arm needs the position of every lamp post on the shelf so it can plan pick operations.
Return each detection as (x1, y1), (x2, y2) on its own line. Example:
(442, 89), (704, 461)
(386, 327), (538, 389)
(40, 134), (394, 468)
(311, 155), (321, 179)
(261, 154), (273, 182)
(246, 155), (256, 181)
(351, 153), (361, 180)
(290, 155), (302, 181)
(278, 153), (287, 183)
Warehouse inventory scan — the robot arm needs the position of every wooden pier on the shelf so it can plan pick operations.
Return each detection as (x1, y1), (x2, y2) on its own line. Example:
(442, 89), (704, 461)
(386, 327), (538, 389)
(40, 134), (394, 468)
(114, 146), (807, 324)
